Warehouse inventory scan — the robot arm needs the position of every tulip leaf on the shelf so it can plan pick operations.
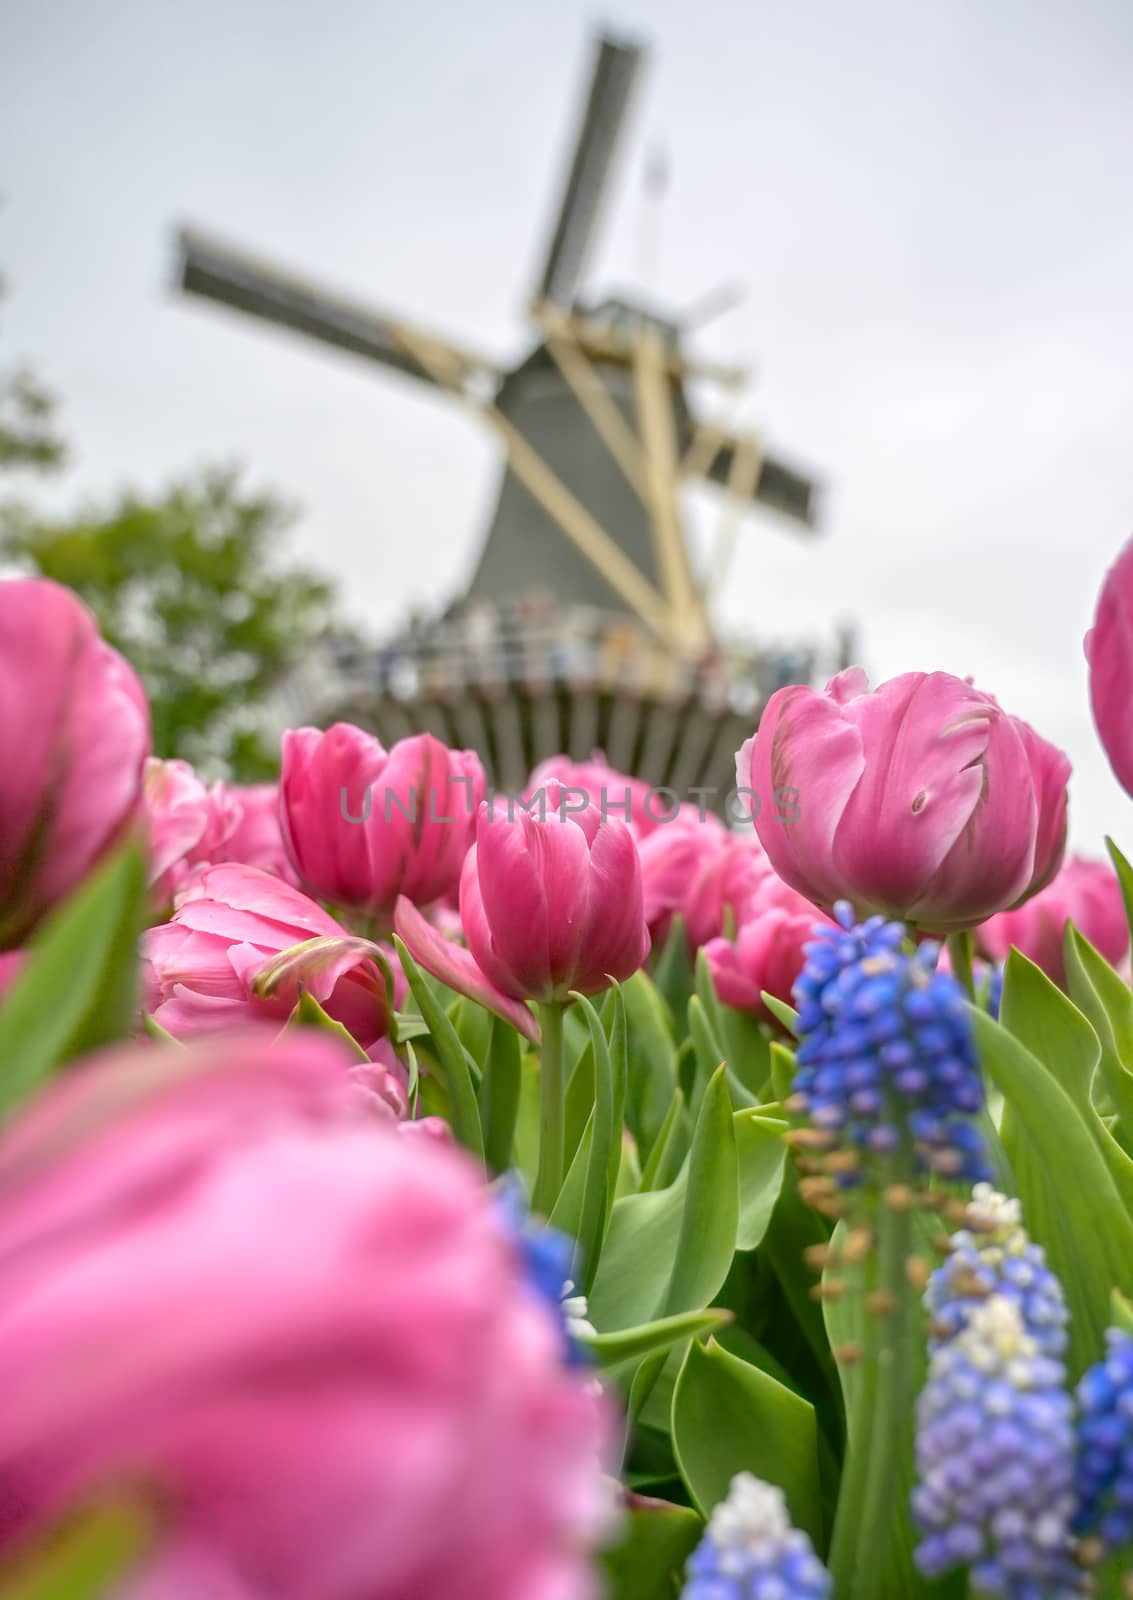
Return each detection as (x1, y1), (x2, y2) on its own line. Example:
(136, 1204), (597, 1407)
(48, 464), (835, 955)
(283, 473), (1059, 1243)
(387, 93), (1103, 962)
(141, 1015), (180, 1046)
(1106, 837), (1133, 956)
(652, 914), (693, 1025)
(601, 1501), (703, 1600)
(390, 1011), (431, 1044)
(761, 993), (799, 1036)
(639, 1090), (690, 1193)
(0, 1499), (149, 1600)
(671, 1337), (825, 1549)
(286, 990), (370, 1062)
(660, 1065), (738, 1318)
(694, 947), (728, 1049)
(621, 971), (679, 1161)
(548, 1114), (594, 1237)
(583, 1307), (733, 1369)
(592, 1094), (778, 1335)
(734, 1110), (788, 1250)
(1062, 927), (1133, 1140)
(392, 936), (483, 1161)
(972, 1007), (1133, 1374)
(452, 994), (493, 1069)
(1112, 1288), (1133, 1338)
(479, 1015), (522, 1175)
(0, 843), (146, 1118)
(403, 1039), (420, 1118)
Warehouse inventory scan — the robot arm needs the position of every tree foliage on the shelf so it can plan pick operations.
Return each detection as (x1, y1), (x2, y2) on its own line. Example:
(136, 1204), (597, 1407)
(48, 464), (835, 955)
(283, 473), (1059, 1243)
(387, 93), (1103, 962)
(0, 468), (338, 779)
(0, 273), (66, 474)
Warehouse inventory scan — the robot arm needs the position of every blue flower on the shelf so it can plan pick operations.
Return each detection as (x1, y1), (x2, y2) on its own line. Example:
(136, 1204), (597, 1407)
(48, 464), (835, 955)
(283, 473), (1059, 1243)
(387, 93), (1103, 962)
(791, 903), (990, 1184)
(682, 1473), (830, 1599)
(925, 1184), (1069, 1360)
(913, 1295), (1084, 1597)
(494, 1173), (592, 1367)
(1073, 1327), (1133, 1556)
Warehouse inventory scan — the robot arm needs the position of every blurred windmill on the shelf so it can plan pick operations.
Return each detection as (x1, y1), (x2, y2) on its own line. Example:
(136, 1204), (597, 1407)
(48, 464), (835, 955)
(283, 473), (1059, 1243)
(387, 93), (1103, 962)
(170, 27), (842, 799)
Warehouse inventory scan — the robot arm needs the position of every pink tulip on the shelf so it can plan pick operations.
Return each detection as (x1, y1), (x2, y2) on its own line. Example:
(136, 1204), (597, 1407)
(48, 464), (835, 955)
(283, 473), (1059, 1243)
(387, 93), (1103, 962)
(0, 1031), (614, 1600)
(221, 783), (301, 886)
(1086, 534), (1133, 797)
(704, 880), (833, 1024)
(738, 667), (1071, 932)
(527, 752), (658, 836)
(638, 817), (727, 946)
(143, 757), (242, 906)
(281, 724), (485, 924)
(395, 783), (650, 1018)
(143, 863), (392, 1050)
(0, 578), (150, 948)
(978, 854), (1129, 987)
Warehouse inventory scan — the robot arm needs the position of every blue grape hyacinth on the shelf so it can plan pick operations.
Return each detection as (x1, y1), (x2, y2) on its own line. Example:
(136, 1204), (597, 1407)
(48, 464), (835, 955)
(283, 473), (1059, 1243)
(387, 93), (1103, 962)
(1074, 1327), (1133, 1556)
(913, 1294), (1084, 1597)
(682, 1473), (830, 1600)
(791, 903), (991, 1184)
(495, 1174), (593, 1367)
(925, 1183), (1070, 1360)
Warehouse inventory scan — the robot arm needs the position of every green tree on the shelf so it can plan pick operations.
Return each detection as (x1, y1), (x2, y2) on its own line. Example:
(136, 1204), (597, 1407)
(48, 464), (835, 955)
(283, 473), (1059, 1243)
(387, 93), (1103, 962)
(0, 468), (340, 780)
(0, 271), (66, 473)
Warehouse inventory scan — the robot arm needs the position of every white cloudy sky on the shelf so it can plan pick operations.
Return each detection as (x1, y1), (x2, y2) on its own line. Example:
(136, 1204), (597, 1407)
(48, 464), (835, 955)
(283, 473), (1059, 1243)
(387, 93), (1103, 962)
(3, 0), (1132, 850)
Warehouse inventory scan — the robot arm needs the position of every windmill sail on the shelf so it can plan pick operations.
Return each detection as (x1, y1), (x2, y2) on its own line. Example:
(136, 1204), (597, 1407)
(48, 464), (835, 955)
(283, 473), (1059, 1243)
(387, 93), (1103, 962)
(175, 227), (496, 389)
(533, 32), (645, 311)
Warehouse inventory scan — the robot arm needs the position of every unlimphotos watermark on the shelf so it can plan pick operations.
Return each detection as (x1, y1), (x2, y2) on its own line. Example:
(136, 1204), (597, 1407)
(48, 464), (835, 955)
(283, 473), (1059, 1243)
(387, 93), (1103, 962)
(337, 779), (801, 828)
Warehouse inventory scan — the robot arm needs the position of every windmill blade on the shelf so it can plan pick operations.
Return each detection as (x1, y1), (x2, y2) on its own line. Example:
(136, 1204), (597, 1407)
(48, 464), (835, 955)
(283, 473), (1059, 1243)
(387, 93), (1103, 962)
(174, 225), (499, 390)
(532, 31), (646, 312)
(704, 437), (820, 528)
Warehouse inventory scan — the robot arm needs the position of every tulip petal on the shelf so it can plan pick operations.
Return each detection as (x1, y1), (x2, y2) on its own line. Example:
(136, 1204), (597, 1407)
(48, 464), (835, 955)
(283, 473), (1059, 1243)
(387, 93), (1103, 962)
(392, 897), (540, 1043)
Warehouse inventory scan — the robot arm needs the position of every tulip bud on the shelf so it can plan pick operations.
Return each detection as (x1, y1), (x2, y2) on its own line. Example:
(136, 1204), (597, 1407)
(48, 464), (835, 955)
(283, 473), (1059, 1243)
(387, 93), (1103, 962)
(739, 667), (1070, 932)
(978, 853), (1128, 987)
(0, 578), (150, 949)
(1086, 534), (1133, 798)
(280, 724), (485, 926)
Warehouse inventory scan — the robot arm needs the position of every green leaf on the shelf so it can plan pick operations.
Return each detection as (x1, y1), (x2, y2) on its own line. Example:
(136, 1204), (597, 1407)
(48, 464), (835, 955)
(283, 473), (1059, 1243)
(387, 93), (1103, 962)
(584, 1307), (734, 1369)
(392, 937), (483, 1161)
(286, 990), (370, 1061)
(1063, 927), (1133, 1141)
(1106, 836), (1133, 954)
(621, 971), (679, 1160)
(652, 914), (693, 1024)
(761, 993), (799, 1036)
(733, 1110), (788, 1251)
(672, 1338), (825, 1548)
(0, 1500), (148, 1600)
(479, 1016), (523, 1175)
(972, 1008), (1133, 1374)
(548, 1115), (594, 1236)
(1112, 1288), (1133, 1337)
(0, 844), (146, 1118)
(639, 1090), (690, 1192)
(659, 1065), (738, 1318)
(390, 1011), (430, 1044)
(601, 1501), (702, 1600)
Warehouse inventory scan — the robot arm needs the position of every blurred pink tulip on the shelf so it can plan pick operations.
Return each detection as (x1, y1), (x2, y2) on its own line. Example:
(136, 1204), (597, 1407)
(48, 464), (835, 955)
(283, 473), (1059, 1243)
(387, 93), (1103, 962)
(1086, 535), (1133, 798)
(638, 818), (726, 946)
(143, 757), (241, 906)
(0, 1032), (614, 1600)
(739, 667), (1071, 932)
(527, 751), (658, 835)
(221, 783), (301, 885)
(0, 578), (150, 948)
(704, 879), (832, 1024)
(396, 782), (649, 1015)
(978, 854), (1129, 987)
(143, 863), (391, 1049)
(281, 724), (485, 924)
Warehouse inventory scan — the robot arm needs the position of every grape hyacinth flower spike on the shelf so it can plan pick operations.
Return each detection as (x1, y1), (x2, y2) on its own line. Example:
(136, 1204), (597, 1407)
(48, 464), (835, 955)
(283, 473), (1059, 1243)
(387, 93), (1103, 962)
(789, 902), (992, 1196)
(913, 1295), (1084, 1596)
(925, 1183), (1069, 1359)
(1074, 1327), (1133, 1563)
(682, 1473), (830, 1600)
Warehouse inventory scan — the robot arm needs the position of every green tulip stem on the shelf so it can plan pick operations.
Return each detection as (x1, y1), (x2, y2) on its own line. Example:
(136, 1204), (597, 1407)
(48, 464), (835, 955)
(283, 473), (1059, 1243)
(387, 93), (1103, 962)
(946, 929), (976, 999)
(533, 999), (567, 1215)
(828, 1152), (916, 1600)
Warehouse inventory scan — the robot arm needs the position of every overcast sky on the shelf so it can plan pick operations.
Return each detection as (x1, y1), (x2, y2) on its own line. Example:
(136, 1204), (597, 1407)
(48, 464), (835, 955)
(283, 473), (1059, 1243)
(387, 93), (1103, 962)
(3, 0), (1132, 851)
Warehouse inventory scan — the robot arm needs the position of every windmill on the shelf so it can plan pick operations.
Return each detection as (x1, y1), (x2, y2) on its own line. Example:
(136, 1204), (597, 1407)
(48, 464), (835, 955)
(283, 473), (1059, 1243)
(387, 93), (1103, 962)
(170, 26), (837, 797)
